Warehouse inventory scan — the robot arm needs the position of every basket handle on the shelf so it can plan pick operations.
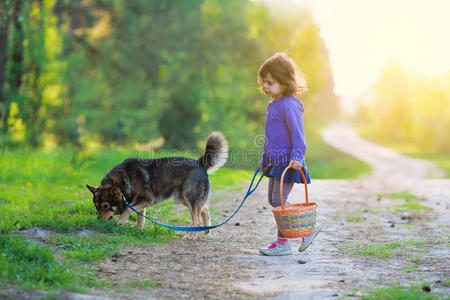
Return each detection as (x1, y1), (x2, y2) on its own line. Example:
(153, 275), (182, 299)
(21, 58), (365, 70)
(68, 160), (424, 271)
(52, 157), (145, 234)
(279, 164), (309, 211)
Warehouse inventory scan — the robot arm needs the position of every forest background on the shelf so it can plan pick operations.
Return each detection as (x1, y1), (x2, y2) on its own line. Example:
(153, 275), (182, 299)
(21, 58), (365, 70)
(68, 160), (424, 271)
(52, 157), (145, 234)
(0, 0), (346, 174)
(1, 0), (449, 174)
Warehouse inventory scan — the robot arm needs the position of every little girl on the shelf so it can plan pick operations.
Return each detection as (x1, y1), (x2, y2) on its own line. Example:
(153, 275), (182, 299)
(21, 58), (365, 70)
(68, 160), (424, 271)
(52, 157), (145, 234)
(257, 52), (320, 256)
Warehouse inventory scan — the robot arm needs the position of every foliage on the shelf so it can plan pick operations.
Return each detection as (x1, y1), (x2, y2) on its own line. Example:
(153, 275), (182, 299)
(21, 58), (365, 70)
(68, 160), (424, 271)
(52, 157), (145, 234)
(356, 63), (450, 154)
(0, 0), (339, 169)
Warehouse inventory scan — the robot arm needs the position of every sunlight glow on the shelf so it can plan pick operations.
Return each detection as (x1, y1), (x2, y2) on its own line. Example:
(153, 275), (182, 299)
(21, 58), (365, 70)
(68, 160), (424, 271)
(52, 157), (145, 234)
(291, 0), (450, 97)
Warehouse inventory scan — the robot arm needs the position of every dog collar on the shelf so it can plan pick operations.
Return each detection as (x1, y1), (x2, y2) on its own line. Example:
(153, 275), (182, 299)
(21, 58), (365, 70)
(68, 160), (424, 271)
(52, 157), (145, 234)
(120, 195), (128, 213)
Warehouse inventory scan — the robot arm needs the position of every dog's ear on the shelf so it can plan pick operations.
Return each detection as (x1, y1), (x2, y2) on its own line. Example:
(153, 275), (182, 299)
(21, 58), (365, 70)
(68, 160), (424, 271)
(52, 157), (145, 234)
(123, 174), (132, 196)
(86, 184), (99, 194)
(113, 186), (123, 200)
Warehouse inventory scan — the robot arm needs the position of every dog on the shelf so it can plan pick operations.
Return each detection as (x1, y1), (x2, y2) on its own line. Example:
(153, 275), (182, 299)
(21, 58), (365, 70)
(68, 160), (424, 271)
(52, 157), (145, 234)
(86, 131), (228, 239)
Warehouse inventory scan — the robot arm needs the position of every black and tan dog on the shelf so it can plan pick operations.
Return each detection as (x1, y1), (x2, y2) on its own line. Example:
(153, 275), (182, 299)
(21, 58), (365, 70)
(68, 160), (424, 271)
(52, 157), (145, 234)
(87, 131), (228, 239)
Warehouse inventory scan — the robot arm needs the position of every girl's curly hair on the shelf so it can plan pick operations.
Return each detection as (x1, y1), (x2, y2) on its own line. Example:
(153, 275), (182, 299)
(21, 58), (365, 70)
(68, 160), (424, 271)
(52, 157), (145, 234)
(257, 52), (307, 96)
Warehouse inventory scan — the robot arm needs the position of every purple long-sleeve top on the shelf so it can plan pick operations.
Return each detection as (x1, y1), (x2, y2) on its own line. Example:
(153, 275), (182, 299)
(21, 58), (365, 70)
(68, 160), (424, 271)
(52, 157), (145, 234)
(259, 95), (307, 168)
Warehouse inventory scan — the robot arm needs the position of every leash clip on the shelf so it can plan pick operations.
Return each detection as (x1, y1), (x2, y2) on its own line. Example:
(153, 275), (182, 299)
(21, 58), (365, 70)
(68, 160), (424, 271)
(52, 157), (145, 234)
(120, 195), (129, 213)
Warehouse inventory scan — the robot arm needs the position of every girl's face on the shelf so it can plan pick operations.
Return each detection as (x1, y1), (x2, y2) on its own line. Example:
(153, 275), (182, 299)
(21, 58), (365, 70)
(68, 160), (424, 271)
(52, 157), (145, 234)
(261, 73), (284, 100)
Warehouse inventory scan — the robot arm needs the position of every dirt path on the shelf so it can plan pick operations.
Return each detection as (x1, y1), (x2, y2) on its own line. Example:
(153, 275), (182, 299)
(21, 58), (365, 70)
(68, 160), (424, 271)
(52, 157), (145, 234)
(321, 122), (445, 180)
(84, 123), (449, 299)
(88, 180), (449, 299)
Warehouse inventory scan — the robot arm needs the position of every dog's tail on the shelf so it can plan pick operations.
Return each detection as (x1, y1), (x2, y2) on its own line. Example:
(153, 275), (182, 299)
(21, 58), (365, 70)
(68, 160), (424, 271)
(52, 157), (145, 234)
(198, 131), (228, 174)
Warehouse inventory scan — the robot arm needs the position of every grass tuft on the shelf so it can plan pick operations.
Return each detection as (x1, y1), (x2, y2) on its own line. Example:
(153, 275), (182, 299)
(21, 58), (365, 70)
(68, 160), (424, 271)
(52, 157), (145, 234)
(361, 284), (442, 300)
(378, 191), (430, 212)
(346, 213), (365, 223)
(0, 234), (88, 292)
(350, 240), (428, 258)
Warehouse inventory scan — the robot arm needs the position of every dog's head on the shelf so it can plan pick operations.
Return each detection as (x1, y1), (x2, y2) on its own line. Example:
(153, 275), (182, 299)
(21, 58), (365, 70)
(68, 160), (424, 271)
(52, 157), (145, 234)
(86, 184), (124, 220)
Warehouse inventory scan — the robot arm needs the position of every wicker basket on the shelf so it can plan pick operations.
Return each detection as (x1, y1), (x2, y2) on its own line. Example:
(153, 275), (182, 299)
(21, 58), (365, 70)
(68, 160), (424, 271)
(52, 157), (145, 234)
(272, 166), (317, 239)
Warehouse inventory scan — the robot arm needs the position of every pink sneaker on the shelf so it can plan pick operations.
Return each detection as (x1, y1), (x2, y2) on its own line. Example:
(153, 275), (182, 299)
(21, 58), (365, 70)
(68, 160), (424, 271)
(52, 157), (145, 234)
(259, 241), (292, 256)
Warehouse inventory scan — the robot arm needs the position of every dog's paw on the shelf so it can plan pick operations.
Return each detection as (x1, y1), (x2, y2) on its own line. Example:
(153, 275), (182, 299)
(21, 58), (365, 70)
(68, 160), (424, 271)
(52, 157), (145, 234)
(204, 234), (215, 241)
(181, 234), (192, 240)
(117, 219), (126, 226)
(182, 233), (200, 240)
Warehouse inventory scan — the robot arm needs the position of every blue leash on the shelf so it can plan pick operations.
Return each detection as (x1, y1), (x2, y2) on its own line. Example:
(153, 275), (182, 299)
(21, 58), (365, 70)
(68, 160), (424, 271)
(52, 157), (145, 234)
(124, 167), (265, 232)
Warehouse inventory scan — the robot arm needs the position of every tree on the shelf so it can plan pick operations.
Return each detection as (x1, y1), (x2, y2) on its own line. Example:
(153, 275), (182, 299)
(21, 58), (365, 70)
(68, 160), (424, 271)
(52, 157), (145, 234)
(0, 0), (13, 133)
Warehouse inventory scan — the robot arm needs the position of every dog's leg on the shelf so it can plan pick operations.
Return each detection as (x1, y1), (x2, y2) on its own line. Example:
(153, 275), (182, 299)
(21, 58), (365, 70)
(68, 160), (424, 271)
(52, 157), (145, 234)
(183, 203), (196, 240)
(182, 203), (202, 240)
(118, 201), (147, 225)
(201, 206), (211, 235)
(190, 205), (203, 240)
(136, 208), (146, 229)
(117, 208), (132, 225)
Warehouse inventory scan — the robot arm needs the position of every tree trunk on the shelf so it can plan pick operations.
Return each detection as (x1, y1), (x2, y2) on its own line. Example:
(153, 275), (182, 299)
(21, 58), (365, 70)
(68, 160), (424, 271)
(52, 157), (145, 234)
(52, 0), (64, 28)
(9, 0), (23, 90)
(27, 0), (44, 146)
(0, 4), (11, 132)
(70, 0), (82, 30)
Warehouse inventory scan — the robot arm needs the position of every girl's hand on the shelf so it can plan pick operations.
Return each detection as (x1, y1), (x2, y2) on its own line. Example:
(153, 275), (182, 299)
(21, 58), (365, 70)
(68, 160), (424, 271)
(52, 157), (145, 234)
(288, 160), (302, 171)
(259, 164), (266, 172)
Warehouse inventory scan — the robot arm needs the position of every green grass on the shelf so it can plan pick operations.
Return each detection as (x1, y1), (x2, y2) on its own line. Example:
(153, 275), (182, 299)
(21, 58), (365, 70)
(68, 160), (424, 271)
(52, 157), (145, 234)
(129, 279), (161, 290)
(0, 234), (89, 292)
(96, 278), (162, 293)
(210, 168), (254, 191)
(361, 284), (443, 300)
(350, 240), (427, 258)
(378, 191), (430, 212)
(48, 233), (123, 263)
(407, 254), (423, 264)
(0, 148), (252, 292)
(346, 213), (365, 223)
(403, 265), (419, 273)
(351, 241), (405, 258)
(382, 191), (424, 201)
(442, 278), (450, 287)
(397, 201), (430, 213)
